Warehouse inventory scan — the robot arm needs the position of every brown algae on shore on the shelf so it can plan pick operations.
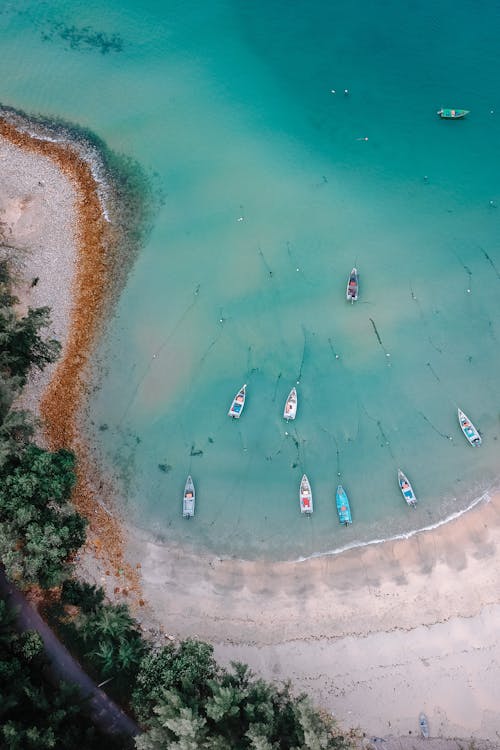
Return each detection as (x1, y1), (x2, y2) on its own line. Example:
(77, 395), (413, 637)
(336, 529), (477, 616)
(0, 112), (151, 602)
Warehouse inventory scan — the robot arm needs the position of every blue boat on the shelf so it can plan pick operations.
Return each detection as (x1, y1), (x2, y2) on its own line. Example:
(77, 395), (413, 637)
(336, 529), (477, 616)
(437, 108), (469, 119)
(336, 485), (352, 525)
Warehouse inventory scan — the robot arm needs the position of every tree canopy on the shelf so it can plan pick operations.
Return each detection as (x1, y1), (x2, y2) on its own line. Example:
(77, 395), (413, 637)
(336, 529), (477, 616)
(0, 444), (85, 588)
(134, 651), (352, 750)
(0, 597), (126, 750)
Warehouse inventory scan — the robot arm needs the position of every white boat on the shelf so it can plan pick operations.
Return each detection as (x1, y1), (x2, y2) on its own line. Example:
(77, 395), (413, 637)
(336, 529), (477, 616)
(299, 474), (313, 514)
(183, 475), (195, 518)
(283, 387), (297, 420)
(228, 384), (247, 418)
(398, 469), (417, 507)
(346, 267), (359, 301)
(419, 712), (429, 739)
(457, 408), (481, 446)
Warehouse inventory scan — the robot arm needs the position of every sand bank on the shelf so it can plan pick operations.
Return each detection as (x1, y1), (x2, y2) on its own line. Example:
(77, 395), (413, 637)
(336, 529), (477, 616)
(2, 110), (499, 747)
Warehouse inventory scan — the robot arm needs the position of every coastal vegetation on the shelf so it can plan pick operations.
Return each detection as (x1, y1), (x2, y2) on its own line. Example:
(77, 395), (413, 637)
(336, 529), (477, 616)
(0, 255), (353, 747)
(0, 260), (86, 588)
(0, 596), (126, 749)
(46, 585), (351, 747)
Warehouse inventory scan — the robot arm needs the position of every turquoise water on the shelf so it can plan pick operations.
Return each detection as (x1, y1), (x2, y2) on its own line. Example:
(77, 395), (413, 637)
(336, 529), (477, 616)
(2, 0), (500, 559)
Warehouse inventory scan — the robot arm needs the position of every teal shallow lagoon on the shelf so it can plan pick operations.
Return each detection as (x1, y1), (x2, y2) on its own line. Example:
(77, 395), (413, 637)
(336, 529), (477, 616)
(1, 0), (500, 560)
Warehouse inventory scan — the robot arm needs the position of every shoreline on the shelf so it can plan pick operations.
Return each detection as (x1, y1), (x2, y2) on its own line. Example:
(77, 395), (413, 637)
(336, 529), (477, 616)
(2, 109), (500, 743)
(0, 110), (142, 598)
(123, 486), (500, 740)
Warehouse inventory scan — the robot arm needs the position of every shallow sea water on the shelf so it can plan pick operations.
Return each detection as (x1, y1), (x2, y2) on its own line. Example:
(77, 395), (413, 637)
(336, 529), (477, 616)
(1, 0), (500, 559)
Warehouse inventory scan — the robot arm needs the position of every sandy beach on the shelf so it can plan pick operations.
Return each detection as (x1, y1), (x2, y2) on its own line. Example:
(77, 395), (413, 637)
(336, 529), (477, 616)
(125, 492), (500, 743)
(2, 112), (500, 748)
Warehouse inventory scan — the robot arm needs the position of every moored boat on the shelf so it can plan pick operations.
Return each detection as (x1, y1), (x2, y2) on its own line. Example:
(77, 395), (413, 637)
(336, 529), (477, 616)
(419, 712), (430, 739)
(228, 384), (247, 418)
(299, 474), (313, 514)
(346, 267), (359, 301)
(283, 387), (298, 420)
(398, 469), (417, 507)
(336, 485), (352, 525)
(437, 108), (469, 119)
(183, 475), (195, 518)
(457, 408), (481, 446)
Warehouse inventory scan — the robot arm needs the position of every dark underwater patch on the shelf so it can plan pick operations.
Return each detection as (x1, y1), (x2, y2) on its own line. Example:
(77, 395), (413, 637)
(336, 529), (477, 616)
(41, 21), (124, 55)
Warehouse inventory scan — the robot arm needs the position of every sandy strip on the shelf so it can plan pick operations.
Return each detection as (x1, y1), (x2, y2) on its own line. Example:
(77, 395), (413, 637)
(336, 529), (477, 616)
(0, 116), (140, 596)
(2, 114), (499, 747)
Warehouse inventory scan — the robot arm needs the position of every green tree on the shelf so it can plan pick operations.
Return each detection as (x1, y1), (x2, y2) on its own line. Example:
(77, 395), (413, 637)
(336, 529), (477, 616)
(0, 595), (127, 749)
(61, 579), (105, 613)
(69, 603), (147, 702)
(135, 660), (353, 750)
(0, 305), (61, 386)
(17, 630), (44, 661)
(0, 408), (35, 468)
(0, 444), (86, 588)
(132, 639), (219, 722)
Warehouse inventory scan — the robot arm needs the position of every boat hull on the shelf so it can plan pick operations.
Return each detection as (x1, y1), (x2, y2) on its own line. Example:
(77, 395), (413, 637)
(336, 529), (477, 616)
(284, 387), (297, 420)
(346, 267), (359, 301)
(419, 713), (429, 739)
(437, 108), (469, 119)
(228, 384), (247, 418)
(300, 474), (313, 514)
(336, 485), (352, 525)
(398, 469), (417, 506)
(458, 408), (481, 446)
(183, 475), (195, 517)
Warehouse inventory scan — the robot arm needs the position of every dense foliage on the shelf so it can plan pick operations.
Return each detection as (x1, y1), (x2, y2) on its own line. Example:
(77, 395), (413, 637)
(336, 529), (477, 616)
(50, 588), (146, 704)
(0, 444), (86, 588)
(134, 655), (351, 750)
(0, 262), (60, 390)
(0, 262), (86, 588)
(0, 597), (124, 750)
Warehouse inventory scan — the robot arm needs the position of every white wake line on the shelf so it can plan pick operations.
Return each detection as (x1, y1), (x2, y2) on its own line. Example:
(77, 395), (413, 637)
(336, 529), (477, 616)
(292, 491), (491, 564)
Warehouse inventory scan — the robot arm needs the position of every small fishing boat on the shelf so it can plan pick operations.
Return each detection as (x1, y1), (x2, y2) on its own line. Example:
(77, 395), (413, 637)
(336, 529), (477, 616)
(419, 712), (430, 739)
(228, 383), (247, 418)
(346, 267), (359, 301)
(183, 475), (195, 518)
(458, 408), (481, 446)
(437, 108), (469, 119)
(336, 485), (352, 525)
(398, 469), (417, 507)
(283, 387), (298, 420)
(299, 474), (313, 514)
